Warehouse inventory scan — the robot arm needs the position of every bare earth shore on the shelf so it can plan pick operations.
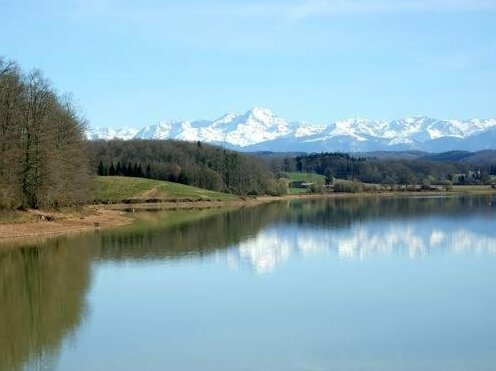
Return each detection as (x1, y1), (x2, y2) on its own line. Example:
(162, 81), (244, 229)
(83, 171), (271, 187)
(1, 189), (495, 242)
(0, 208), (133, 242)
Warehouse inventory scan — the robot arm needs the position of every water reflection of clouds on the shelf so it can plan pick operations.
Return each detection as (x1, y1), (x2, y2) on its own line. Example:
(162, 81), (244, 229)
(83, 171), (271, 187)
(226, 219), (496, 274)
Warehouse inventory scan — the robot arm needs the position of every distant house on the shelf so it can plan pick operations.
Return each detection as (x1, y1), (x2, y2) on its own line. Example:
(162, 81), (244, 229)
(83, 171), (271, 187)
(290, 181), (314, 189)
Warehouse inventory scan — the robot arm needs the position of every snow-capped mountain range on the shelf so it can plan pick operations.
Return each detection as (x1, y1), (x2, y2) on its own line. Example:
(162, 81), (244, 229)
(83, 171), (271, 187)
(86, 107), (496, 152)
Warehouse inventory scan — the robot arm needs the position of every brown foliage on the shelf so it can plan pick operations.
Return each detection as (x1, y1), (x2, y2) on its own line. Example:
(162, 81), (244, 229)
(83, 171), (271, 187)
(0, 58), (91, 209)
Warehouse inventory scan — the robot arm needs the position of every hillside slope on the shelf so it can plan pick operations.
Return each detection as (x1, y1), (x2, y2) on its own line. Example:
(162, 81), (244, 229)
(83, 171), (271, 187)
(94, 176), (238, 203)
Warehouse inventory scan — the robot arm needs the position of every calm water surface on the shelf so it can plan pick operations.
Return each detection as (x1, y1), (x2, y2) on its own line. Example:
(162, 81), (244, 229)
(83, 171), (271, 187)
(1, 196), (496, 370)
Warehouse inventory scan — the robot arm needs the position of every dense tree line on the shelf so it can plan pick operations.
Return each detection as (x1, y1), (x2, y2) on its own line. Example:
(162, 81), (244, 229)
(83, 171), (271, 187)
(275, 152), (494, 185)
(0, 58), (91, 209)
(491, 164), (496, 176)
(97, 160), (147, 178)
(89, 139), (286, 195)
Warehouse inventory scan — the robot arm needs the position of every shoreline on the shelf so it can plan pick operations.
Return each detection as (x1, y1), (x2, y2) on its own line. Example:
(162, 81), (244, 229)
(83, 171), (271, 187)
(1, 189), (495, 242)
(0, 207), (133, 242)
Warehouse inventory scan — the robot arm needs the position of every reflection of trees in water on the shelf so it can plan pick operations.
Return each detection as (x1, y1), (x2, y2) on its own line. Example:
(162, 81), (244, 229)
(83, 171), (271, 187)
(1, 195), (494, 369)
(97, 196), (496, 262)
(0, 205), (289, 370)
(284, 195), (495, 229)
(98, 204), (288, 261)
(216, 196), (496, 272)
(0, 238), (93, 370)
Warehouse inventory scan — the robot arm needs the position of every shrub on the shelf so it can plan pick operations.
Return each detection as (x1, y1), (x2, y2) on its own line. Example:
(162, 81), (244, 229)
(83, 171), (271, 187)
(333, 180), (364, 193)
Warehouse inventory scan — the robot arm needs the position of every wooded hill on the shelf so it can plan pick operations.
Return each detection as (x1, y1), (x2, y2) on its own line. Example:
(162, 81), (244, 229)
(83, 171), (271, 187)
(88, 139), (286, 196)
(0, 58), (90, 209)
(352, 149), (496, 164)
(274, 152), (495, 185)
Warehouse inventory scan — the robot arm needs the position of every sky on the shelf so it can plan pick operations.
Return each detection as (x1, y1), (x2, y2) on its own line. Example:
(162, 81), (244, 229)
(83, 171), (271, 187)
(1, 0), (495, 128)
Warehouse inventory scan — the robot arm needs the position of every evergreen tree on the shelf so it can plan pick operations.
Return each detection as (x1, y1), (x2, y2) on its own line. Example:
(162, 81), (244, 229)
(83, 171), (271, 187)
(109, 163), (116, 176)
(97, 160), (105, 176)
(145, 164), (152, 178)
(324, 168), (334, 184)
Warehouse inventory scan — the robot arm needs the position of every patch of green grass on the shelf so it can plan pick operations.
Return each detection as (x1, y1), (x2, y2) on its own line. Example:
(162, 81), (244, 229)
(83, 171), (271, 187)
(94, 176), (238, 202)
(280, 172), (326, 194)
(287, 187), (309, 195)
(451, 184), (496, 194)
(281, 172), (326, 183)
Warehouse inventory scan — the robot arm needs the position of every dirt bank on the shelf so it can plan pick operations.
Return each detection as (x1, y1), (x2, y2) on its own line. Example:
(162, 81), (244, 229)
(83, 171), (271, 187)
(0, 207), (132, 241)
(1, 189), (495, 241)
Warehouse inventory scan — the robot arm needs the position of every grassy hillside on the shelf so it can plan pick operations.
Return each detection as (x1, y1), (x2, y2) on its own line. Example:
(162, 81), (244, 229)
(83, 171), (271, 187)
(280, 172), (326, 194)
(94, 176), (238, 203)
(281, 172), (326, 183)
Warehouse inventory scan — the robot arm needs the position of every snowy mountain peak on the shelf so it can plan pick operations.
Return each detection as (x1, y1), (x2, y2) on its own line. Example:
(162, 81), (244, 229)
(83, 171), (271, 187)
(86, 127), (139, 141)
(86, 108), (496, 152)
(245, 106), (276, 121)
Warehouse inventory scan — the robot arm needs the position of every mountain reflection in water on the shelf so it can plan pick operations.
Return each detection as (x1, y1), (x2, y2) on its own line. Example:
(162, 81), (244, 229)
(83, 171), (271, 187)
(0, 195), (495, 370)
(228, 220), (496, 273)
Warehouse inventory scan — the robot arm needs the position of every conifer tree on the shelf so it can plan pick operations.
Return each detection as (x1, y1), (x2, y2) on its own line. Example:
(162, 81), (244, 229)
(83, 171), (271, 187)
(109, 163), (116, 176)
(98, 160), (105, 176)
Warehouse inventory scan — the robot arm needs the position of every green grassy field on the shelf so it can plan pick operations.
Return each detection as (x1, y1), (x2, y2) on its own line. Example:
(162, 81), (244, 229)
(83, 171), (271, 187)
(94, 176), (238, 202)
(281, 172), (326, 183)
(280, 172), (326, 194)
(451, 184), (496, 193)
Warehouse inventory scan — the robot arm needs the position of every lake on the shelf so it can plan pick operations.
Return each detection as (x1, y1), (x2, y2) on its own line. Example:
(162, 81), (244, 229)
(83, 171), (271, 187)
(1, 195), (496, 371)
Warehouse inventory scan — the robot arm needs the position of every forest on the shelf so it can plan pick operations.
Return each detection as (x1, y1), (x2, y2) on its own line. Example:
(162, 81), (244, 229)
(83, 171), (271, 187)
(88, 139), (286, 196)
(0, 58), (90, 210)
(273, 152), (495, 186)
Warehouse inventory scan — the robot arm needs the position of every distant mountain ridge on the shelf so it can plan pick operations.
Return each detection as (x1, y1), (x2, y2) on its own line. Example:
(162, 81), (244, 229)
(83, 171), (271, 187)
(86, 107), (496, 153)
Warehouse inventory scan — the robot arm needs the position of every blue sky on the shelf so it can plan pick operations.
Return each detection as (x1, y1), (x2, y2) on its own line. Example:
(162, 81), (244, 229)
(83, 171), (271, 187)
(1, 0), (495, 128)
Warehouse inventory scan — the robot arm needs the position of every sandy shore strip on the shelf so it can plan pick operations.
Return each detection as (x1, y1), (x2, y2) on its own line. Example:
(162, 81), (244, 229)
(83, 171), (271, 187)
(0, 207), (133, 241)
(1, 189), (495, 241)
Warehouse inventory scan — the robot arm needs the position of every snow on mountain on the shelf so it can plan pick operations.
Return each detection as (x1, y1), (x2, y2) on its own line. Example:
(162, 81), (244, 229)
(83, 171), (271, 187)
(189, 107), (295, 146)
(134, 120), (199, 140)
(216, 107), (292, 146)
(86, 108), (496, 152)
(86, 127), (139, 140)
(294, 122), (326, 138)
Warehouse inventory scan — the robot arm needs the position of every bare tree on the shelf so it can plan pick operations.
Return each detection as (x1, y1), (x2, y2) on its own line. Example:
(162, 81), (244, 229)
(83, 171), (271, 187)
(0, 57), (91, 210)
